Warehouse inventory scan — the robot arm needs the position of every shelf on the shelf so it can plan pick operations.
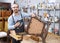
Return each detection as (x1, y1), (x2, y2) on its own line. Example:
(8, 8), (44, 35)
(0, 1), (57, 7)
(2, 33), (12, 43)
(37, 5), (60, 35)
(38, 8), (60, 11)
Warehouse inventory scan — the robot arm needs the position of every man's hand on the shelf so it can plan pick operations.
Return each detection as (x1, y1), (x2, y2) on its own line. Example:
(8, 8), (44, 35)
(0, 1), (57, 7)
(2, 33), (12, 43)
(10, 30), (16, 35)
(31, 13), (35, 17)
(14, 22), (20, 28)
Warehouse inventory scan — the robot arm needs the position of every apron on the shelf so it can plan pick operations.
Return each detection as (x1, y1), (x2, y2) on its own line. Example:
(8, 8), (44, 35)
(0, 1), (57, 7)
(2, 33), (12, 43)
(12, 14), (24, 34)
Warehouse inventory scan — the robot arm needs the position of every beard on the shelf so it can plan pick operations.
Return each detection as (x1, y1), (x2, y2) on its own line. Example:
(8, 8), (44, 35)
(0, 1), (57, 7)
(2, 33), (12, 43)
(15, 11), (18, 13)
(14, 10), (19, 13)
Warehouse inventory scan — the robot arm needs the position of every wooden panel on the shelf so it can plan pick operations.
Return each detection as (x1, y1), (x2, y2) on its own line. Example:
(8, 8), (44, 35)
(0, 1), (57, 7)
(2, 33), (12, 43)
(0, 10), (2, 17)
(28, 18), (44, 35)
(0, 22), (3, 31)
(2, 10), (11, 17)
(9, 34), (22, 40)
(4, 21), (8, 32)
(2, 10), (6, 17)
(6, 10), (11, 17)
(0, 10), (11, 31)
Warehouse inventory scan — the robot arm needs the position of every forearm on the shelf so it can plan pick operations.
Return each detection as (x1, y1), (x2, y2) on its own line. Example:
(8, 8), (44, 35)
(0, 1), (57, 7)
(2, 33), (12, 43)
(8, 25), (15, 30)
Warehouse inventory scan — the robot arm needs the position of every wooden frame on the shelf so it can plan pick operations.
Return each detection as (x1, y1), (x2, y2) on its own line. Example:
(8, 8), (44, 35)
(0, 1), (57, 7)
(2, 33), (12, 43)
(25, 17), (50, 43)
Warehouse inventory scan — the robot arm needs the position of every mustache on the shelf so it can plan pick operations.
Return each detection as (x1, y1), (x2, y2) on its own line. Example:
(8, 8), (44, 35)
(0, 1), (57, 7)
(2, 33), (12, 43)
(14, 10), (21, 13)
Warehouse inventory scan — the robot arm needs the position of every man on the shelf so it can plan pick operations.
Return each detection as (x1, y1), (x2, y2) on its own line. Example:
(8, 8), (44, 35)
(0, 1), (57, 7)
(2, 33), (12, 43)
(8, 4), (24, 43)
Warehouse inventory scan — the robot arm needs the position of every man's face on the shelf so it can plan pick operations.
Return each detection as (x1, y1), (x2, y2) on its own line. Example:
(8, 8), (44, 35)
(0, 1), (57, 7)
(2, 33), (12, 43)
(11, 4), (19, 13)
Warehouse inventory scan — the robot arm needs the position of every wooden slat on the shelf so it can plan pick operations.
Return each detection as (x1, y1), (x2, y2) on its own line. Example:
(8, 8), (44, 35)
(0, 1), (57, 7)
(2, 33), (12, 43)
(0, 10), (2, 17)
(9, 34), (22, 40)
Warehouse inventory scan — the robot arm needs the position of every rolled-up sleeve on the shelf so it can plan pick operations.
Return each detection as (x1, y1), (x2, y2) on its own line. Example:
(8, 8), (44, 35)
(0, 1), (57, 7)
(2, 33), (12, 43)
(22, 12), (31, 17)
(8, 16), (15, 30)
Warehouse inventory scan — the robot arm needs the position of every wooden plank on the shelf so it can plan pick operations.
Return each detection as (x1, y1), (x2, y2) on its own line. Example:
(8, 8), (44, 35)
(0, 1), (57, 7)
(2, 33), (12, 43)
(9, 34), (22, 40)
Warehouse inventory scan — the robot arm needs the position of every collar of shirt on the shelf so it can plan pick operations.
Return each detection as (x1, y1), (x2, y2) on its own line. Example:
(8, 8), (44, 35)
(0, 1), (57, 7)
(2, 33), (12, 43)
(13, 12), (20, 16)
(12, 12), (23, 23)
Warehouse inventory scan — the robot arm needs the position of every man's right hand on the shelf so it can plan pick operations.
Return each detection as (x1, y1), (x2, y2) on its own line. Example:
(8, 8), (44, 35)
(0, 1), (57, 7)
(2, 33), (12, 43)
(10, 30), (16, 35)
(14, 22), (20, 28)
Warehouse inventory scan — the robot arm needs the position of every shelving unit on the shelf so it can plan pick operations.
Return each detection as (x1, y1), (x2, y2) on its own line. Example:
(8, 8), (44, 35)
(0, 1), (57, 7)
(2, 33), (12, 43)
(37, 3), (60, 35)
